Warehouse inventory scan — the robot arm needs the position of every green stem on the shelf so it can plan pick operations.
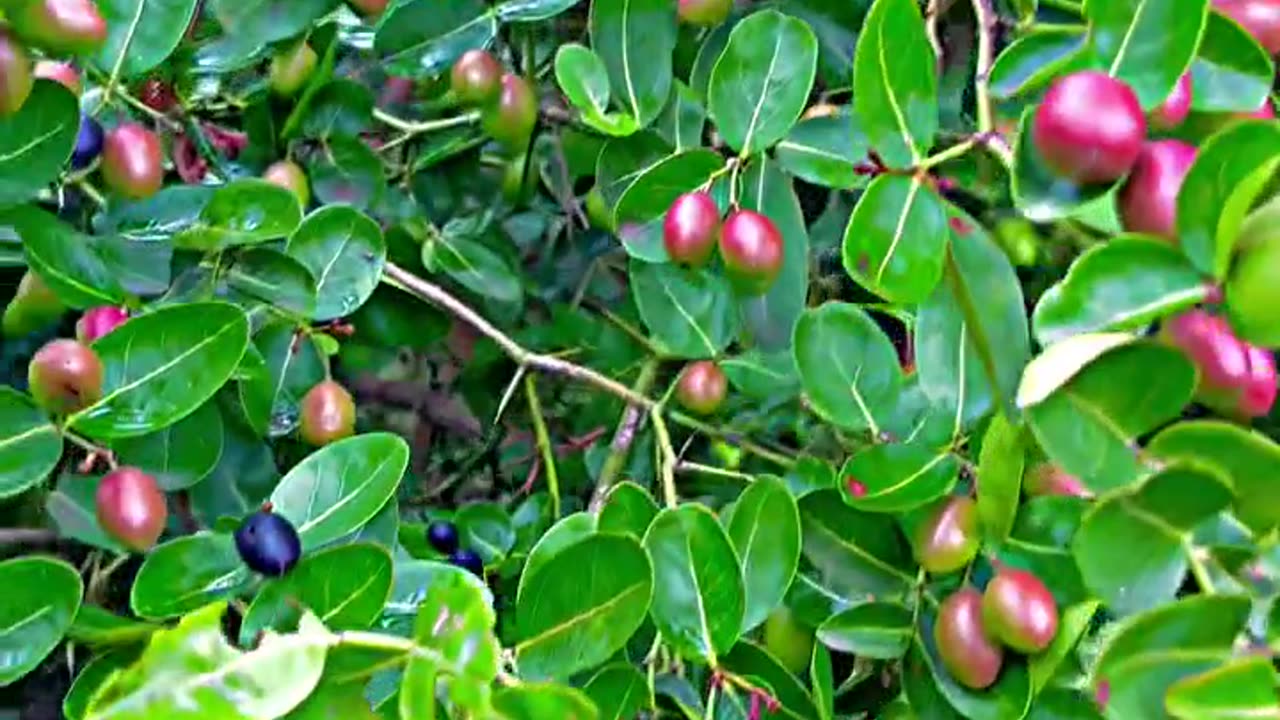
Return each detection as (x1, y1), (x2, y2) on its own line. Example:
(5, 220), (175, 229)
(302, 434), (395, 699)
(593, 358), (661, 507)
(373, 108), (481, 135)
(1187, 543), (1216, 595)
(523, 374), (561, 520)
(917, 138), (976, 171)
(677, 461), (754, 482)
(651, 407), (679, 508)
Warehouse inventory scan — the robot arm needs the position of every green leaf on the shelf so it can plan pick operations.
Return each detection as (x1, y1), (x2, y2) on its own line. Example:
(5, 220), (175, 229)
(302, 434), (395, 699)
(917, 620), (1033, 720)
(1029, 601), (1098, 693)
(792, 302), (902, 433)
(597, 481), (658, 537)
(130, 533), (250, 620)
(493, 683), (600, 720)
(643, 504), (745, 663)
(1165, 656), (1280, 719)
(816, 601), (912, 659)
(0, 81), (78, 207)
(738, 159), (810, 351)
(221, 248), (318, 319)
(1178, 120), (1280, 278)
(515, 534), (653, 680)
(0, 388), (61, 498)
(65, 650), (137, 720)
(555, 43), (638, 136)
(269, 433), (409, 551)
(976, 413), (1025, 545)
(310, 136), (386, 210)
(241, 321), (325, 438)
(989, 26), (1091, 99)
(8, 206), (127, 308)
(1026, 341), (1195, 492)
(726, 476), (801, 634)
(1085, 0), (1209, 108)
(495, 0), (580, 22)
(299, 80), (374, 139)
(46, 475), (127, 553)
(285, 205), (386, 321)
(588, 0), (676, 127)
(1012, 107), (1113, 221)
(798, 490), (916, 598)
(707, 9), (818, 155)
(517, 512), (597, 601)
(0, 557), (82, 686)
(775, 113), (868, 189)
(424, 220), (523, 304)
(67, 606), (157, 647)
(240, 543), (393, 644)
(721, 349), (800, 400)
(1015, 331), (1137, 408)
(96, 0), (201, 78)
(374, 0), (497, 77)
(852, 0), (938, 167)
(838, 442), (958, 513)
(1093, 595), (1250, 719)
(456, 502), (517, 564)
(614, 149), (725, 262)
(173, 180), (304, 251)
(811, 644), (834, 720)
(843, 174), (948, 304)
(1073, 464), (1232, 614)
(1148, 420), (1280, 535)
(655, 81), (706, 151)
(721, 641), (821, 720)
(583, 665), (650, 720)
(70, 302), (250, 440)
(630, 260), (738, 359)
(1189, 10), (1275, 112)
(85, 603), (330, 720)
(1032, 236), (1208, 345)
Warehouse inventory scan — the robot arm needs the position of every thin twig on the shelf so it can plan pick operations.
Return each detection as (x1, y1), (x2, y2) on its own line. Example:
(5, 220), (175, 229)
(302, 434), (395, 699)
(0, 528), (58, 544)
(523, 374), (561, 520)
(651, 408), (678, 509)
(590, 357), (660, 510)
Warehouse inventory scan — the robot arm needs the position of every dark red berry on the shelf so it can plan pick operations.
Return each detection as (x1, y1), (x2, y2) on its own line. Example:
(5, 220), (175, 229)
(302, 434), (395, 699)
(982, 569), (1059, 653)
(719, 209), (784, 295)
(95, 467), (166, 552)
(1116, 140), (1197, 241)
(675, 360), (727, 415)
(28, 338), (103, 415)
(935, 588), (1004, 690)
(451, 49), (503, 107)
(663, 192), (721, 267)
(101, 123), (164, 200)
(137, 77), (176, 112)
(1032, 71), (1146, 184)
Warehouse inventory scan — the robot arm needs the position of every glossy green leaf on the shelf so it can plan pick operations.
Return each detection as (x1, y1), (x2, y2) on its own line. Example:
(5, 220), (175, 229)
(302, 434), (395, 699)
(1016, 332), (1137, 408)
(112, 400), (222, 492)
(222, 248), (318, 318)
(1165, 656), (1280, 719)
(721, 349), (800, 400)
(1012, 107), (1113, 221)
(173, 179), (304, 251)
(1029, 601), (1098, 693)
(456, 502), (517, 564)
(843, 174), (948, 304)
(374, 0), (498, 77)
(423, 220), (523, 304)
(46, 475), (127, 553)
(726, 476), (801, 634)
(70, 302), (250, 440)
(1177, 120), (1280, 278)
(583, 665), (650, 720)
(0, 388), (61, 498)
(839, 442), (958, 513)
(130, 533), (251, 620)
(64, 650), (137, 720)
(811, 643), (834, 720)
(1032, 236), (1208, 345)
(9, 206), (127, 308)
(310, 136), (385, 210)
(518, 512), (597, 601)
(285, 205), (386, 321)
(792, 302), (902, 433)
(555, 43), (637, 136)
(1189, 11), (1274, 112)
(798, 490), (916, 597)
(588, 0), (675, 127)
(775, 114), (867, 189)
(67, 606), (157, 647)
(515, 534), (652, 680)
(655, 81), (706, 151)
(96, 0), (201, 78)
(1085, 0), (1209, 108)
(816, 601), (912, 659)
(0, 557), (82, 686)
(721, 641), (821, 720)
(738, 159), (810, 351)
(976, 413), (1025, 545)
(299, 80), (374, 139)
(989, 26), (1091, 99)
(852, 0), (937, 167)
(597, 481), (659, 537)
(630, 259), (738, 359)
(269, 433), (409, 551)
(496, 0), (581, 22)
(241, 321), (325, 438)
(643, 504), (745, 663)
(0, 82), (78, 207)
(493, 683), (600, 720)
(707, 9), (818, 155)
(1148, 420), (1280, 534)
(613, 149), (724, 262)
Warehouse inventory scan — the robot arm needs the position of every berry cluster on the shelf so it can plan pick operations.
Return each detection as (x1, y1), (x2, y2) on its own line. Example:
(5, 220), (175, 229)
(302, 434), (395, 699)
(427, 520), (485, 577)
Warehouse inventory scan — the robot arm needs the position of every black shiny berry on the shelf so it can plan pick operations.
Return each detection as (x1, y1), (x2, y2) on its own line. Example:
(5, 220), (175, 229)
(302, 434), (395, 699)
(234, 507), (302, 577)
(427, 520), (460, 555)
(450, 548), (484, 577)
(71, 114), (102, 169)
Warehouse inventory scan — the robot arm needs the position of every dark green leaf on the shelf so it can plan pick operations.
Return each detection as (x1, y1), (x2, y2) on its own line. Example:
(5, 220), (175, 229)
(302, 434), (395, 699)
(583, 665), (650, 720)
(424, 222), (523, 304)
(300, 80), (374, 139)
(839, 442), (958, 513)
(518, 512), (597, 599)
(655, 82), (706, 151)
(9, 206), (127, 308)
(46, 474), (127, 553)
(0, 388), (61, 498)
(843, 174), (948, 304)
(96, 0), (201, 77)
(0, 82), (78, 207)
(798, 490), (916, 597)
(630, 260), (738, 359)
(64, 650), (137, 720)
(816, 601), (912, 659)
(310, 136), (386, 210)
(721, 641), (821, 720)
(1012, 107), (1113, 221)
(67, 606), (157, 647)
(597, 481), (659, 537)
(492, 683), (600, 719)
(793, 302), (902, 433)
(1190, 11), (1274, 112)
(852, 0), (937, 167)
(614, 149), (724, 262)
(738, 159), (810, 351)
(456, 502), (516, 564)
(111, 399), (222, 491)
(222, 248), (318, 318)
(374, 0), (497, 77)
(727, 476), (801, 634)
(775, 114), (867, 189)
(588, 0), (675, 126)
(286, 205), (386, 321)
(0, 557), (82, 686)
(989, 27), (1091, 99)
(721, 349), (800, 400)
(173, 180), (304, 251)
(1086, 0), (1209, 108)
(130, 533), (250, 619)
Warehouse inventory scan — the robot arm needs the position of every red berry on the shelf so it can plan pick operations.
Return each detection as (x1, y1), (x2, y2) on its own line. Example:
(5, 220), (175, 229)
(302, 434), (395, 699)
(719, 209), (784, 295)
(138, 77), (176, 112)
(27, 339), (103, 415)
(1215, 0), (1280, 54)
(982, 569), (1059, 653)
(1116, 140), (1197, 241)
(451, 50), (503, 107)
(663, 192), (721, 267)
(345, 0), (389, 17)
(96, 467), (167, 552)
(101, 123), (164, 200)
(481, 73), (538, 153)
(11, 0), (107, 57)
(935, 588), (1004, 690)
(1032, 71), (1146, 184)
(32, 59), (79, 95)
(299, 379), (356, 446)
(1162, 309), (1278, 419)
(270, 41), (317, 97)
(1243, 97), (1276, 119)
(675, 361), (727, 415)
(914, 496), (980, 574)
(0, 28), (33, 116)
(1023, 462), (1090, 498)
(76, 306), (129, 344)
(1150, 73), (1192, 130)
(263, 160), (310, 208)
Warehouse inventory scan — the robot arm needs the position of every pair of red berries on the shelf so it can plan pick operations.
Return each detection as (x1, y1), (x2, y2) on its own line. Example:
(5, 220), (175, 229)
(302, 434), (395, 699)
(663, 191), (784, 295)
(451, 50), (538, 153)
(1162, 309), (1277, 419)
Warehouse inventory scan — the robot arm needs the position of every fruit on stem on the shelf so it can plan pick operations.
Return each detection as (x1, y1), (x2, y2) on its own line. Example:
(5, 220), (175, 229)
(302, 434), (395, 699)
(663, 191), (721, 267)
(70, 113), (103, 169)
(675, 360), (727, 415)
(1214, 0), (1280, 54)
(982, 568), (1059, 653)
(138, 77), (177, 113)
(677, 0), (732, 26)
(262, 159), (310, 208)
(427, 520), (460, 554)
(450, 548), (484, 577)
(101, 123), (164, 200)
(914, 496), (980, 574)
(1023, 462), (1090, 498)
(234, 507), (302, 577)
(1161, 309), (1277, 418)
(1116, 140), (1197, 241)
(762, 607), (814, 674)
(0, 28), (33, 116)
(719, 209), (784, 294)
(95, 467), (167, 552)
(270, 40), (317, 97)
(2, 270), (64, 337)
(76, 306), (128, 344)
(10, 0), (108, 56)
(481, 73), (537, 153)
(451, 49), (503, 106)
(935, 588), (1004, 690)
(299, 379), (356, 446)
(1032, 71), (1146, 184)
(1149, 73), (1192, 130)
(27, 338), (103, 414)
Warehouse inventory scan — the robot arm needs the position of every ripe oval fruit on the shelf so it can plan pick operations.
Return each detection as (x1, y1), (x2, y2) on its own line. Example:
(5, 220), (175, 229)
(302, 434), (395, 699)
(1150, 73), (1192, 130)
(677, 0), (732, 26)
(345, 0), (389, 17)
(270, 40), (317, 97)
(1023, 462), (1090, 498)
(1162, 309), (1277, 418)
(1215, 0), (1280, 54)
(1116, 140), (1197, 241)
(33, 59), (79, 94)
(675, 360), (727, 415)
(95, 467), (167, 552)
(982, 569), (1059, 654)
(28, 338), (103, 415)
(76, 306), (128, 344)
(263, 160), (310, 208)
(2, 270), (64, 337)
(138, 77), (176, 112)
(451, 49), (503, 106)
(1032, 71), (1146, 184)
(427, 520), (460, 554)
(719, 209), (784, 295)
(663, 192), (721, 267)
(935, 588), (1004, 690)
(763, 607), (814, 674)
(235, 507), (302, 577)
(299, 379), (356, 446)
(11, 0), (108, 56)
(481, 73), (538, 153)
(0, 28), (33, 116)
(70, 113), (103, 169)
(450, 548), (485, 577)
(101, 123), (164, 200)
(914, 496), (980, 574)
